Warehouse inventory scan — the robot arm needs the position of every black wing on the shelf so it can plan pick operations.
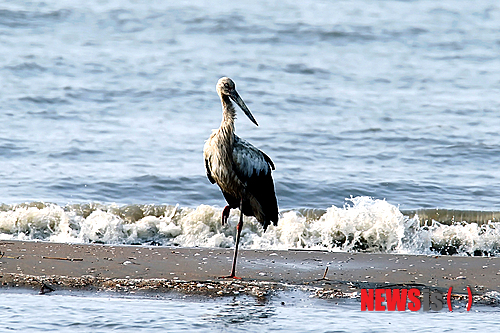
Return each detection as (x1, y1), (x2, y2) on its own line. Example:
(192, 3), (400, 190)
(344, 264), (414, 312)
(232, 136), (278, 229)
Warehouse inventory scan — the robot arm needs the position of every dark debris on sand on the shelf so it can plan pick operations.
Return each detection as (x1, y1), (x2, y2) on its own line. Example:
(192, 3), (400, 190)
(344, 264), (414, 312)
(1, 273), (285, 299)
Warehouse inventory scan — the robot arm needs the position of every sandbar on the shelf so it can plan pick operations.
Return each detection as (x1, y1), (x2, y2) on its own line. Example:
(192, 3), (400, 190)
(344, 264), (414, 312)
(1, 240), (499, 304)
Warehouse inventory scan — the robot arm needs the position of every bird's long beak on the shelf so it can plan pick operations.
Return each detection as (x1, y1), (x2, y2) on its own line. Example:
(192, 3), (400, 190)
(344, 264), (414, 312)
(230, 91), (259, 126)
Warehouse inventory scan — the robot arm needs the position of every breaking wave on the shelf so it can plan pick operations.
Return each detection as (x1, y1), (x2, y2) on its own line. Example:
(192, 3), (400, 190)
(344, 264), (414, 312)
(1, 197), (499, 256)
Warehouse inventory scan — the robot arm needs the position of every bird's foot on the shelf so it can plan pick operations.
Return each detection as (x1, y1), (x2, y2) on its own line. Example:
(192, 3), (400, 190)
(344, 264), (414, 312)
(221, 206), (231, 225)
(218, 275), (242, 280)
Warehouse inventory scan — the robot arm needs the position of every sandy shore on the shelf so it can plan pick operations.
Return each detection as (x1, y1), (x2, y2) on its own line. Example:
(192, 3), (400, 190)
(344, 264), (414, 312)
(1, 240), (499, 302)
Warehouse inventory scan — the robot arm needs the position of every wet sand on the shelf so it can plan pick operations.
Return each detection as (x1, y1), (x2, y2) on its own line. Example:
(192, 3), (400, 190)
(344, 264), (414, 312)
(1, 240), (499, 301)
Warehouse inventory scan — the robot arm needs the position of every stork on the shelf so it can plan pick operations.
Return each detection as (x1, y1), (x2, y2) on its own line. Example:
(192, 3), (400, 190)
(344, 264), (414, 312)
(204, 77), (278, 278)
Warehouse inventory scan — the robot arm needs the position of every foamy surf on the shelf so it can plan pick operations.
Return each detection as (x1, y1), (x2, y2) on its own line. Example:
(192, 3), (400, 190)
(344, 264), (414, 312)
(1, 197), (499, 256)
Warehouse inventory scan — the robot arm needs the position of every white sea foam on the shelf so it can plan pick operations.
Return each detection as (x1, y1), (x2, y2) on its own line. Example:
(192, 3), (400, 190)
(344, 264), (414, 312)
(1, 197), (499, 256)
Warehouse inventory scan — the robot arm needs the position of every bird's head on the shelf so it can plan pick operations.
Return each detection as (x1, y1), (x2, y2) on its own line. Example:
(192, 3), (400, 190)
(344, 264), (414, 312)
(216, 77), (259, 126)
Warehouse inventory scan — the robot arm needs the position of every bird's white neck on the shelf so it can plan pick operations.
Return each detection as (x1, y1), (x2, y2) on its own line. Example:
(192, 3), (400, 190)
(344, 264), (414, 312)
(220, 95), (236, 135)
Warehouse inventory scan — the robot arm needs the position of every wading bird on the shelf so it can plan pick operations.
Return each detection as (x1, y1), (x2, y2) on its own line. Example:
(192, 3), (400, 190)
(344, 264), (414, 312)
(204, 77), (278, 278)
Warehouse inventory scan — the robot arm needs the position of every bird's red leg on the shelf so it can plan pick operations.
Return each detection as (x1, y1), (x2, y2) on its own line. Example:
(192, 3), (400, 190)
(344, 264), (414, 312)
(220, 199), (243, 279)
(221, 205), (231, 225)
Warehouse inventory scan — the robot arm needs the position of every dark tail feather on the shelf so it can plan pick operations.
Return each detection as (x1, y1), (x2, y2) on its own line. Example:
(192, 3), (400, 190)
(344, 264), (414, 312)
(262, 212), (278, 231)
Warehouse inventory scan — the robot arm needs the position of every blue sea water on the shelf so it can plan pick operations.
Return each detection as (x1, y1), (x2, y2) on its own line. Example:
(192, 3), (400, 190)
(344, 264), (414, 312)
(0, 289), (499, 333)
(1, 0), (499, 211)
(1, 0), (500, 256)
(1, 0), (500, 330)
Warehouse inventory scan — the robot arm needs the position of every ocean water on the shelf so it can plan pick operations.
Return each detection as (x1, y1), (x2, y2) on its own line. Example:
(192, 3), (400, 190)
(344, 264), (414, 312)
(2, 0), (500, 329)
(1, 0), (500, 257)
(1, 289), (500, 333)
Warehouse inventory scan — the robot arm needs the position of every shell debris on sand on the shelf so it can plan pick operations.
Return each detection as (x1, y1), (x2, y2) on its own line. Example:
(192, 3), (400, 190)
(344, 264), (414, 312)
(1, 273), (283, 299)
